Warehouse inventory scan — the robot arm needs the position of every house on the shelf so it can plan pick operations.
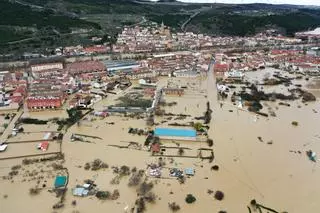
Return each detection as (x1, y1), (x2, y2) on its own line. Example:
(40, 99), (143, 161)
(224, 71), (244, 82)
(78, 96), (93, 108)
(184, 168), (195, 176)
(94, 111), (108, 117)
(26, 81), (66, 110)
(151, 143), (160, 153)
(173, 70), (198, 78)
(128, 70), (155, 80)
(214, 63), (230, 77)
(73, 187), (89, 197)
(144, 88), (156, 97)
(66, 61), (105, 76)
(31, 62), (63, 72)
(139, 79), (157, 87)
(26, 96), (63, 110)
(0, 143), (8, 152)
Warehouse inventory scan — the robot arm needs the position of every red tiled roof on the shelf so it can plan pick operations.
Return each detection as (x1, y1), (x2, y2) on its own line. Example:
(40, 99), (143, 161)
(39, 141), (49, 151)
(84, 46), (108, 53)
(66, 61), (105, 74)
(214, 63), (229, 72)
(151, 143), (160, 153)
(26, 97), (62, 108)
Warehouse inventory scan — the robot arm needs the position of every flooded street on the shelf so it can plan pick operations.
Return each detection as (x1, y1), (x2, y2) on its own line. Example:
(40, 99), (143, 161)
(205, 66), (320, 212)
(1, 66), (320, 213)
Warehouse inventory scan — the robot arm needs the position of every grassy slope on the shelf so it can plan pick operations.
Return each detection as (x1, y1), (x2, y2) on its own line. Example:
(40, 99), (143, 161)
(188, 9), (320, 36)
(0, 1), (101, 34)
(21, 0), (320, 36)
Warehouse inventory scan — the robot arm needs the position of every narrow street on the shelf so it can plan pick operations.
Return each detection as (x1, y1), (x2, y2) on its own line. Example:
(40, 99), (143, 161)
(0, 109), (23, 142)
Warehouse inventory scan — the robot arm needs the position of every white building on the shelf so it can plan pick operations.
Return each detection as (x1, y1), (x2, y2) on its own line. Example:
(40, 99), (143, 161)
(31, 63), (63, 72)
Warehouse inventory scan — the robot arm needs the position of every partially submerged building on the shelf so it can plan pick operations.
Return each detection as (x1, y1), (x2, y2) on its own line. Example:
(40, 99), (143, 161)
(162, 88), (184, 96)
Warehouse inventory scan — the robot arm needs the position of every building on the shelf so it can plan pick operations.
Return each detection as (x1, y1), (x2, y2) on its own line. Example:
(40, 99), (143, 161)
(31, 63), (63, 72)
(139, 79), (157, 87)
(127, 70), (155, 80)
(103, 60), (141, 74)
(26, 82), (65, 110)
(162, 88), (184, 96)
(173, 70), (198, 78)
(214, 63), (230, 77)
(26, 96), (63, 110)
(66, 61), (105, 75)
(295, 28), (320, 39)
(224, 71), (244, 82)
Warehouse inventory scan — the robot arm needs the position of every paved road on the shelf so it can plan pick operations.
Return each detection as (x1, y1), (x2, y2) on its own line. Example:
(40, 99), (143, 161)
(181, 11), (200, 32)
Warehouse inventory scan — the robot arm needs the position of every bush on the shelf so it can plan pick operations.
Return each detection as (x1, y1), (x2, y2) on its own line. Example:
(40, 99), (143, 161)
(207, 139), (213, 147)
(84, 163), (91, 170)
(178, 148), (184, 156)
(144, 191), (156, 203)
(185, 194), (196, 204)
(11, 165), (21, 170)
(135, 197), (146, 213)
(211, 165), (219, 171)
(291, 121), (298, 126)
(51, 163), (63, 170)
(138, 182), (154, 195)
(119, 165), (130, 176)
(29, 187), (41, 195)
(8, 170), (18, 176)
(193, 122), (203, 131)
(168, 202), (180, 212)
(110, 189), (120, 200)
(91, 159), (106, 171)
(96, 191), (110, 200)
(128, 170), (144, 186)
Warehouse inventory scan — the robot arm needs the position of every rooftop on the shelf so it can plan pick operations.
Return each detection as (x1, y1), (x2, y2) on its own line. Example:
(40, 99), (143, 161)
(155, 128), (196, 138)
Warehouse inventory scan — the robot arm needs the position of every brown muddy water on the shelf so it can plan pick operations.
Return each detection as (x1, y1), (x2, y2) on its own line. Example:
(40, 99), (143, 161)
(0, 68), (319, 213)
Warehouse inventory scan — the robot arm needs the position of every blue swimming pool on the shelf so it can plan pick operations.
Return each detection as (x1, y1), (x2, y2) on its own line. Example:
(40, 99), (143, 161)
(154, 128), (196, 137)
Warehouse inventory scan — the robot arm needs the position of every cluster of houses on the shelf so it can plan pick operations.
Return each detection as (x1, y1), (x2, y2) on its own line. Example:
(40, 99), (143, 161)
(112, 23), (308, 54)
(213, 49), (320, 81)
(0, 50), (210, 111)
(114, 22), (215, 53)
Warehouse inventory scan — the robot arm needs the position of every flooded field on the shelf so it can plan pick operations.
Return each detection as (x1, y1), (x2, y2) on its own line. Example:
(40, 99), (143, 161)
(0, 68), (320, 213)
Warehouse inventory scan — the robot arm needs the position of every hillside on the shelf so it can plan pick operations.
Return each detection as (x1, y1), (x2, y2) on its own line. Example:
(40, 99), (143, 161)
(1, 0), (320, 55)
(187, 9), (320, 36)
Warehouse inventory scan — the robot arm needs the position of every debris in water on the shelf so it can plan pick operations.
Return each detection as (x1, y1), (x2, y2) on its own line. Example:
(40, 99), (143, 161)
(267, 141), (273, 145)
(306, 150), (317, 162)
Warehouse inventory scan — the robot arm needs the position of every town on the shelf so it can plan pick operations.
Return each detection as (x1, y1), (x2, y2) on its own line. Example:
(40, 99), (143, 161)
(0, 21), (320, 213)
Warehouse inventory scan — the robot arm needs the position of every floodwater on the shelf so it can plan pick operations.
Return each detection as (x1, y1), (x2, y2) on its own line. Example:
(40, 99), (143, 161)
(0, 67), (320, 213)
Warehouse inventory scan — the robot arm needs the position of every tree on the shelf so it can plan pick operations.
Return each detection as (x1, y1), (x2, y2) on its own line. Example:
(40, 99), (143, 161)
(178, 148), (184, 156)
(193, 122), (203, 131)
(207, 138), (213, 147)
(66, 108), (82, 123)
(214, 191), (224, 201)
(96, 191), (110, 200)
(168, 202), (180, 212)
(185, 194), (196, 204)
